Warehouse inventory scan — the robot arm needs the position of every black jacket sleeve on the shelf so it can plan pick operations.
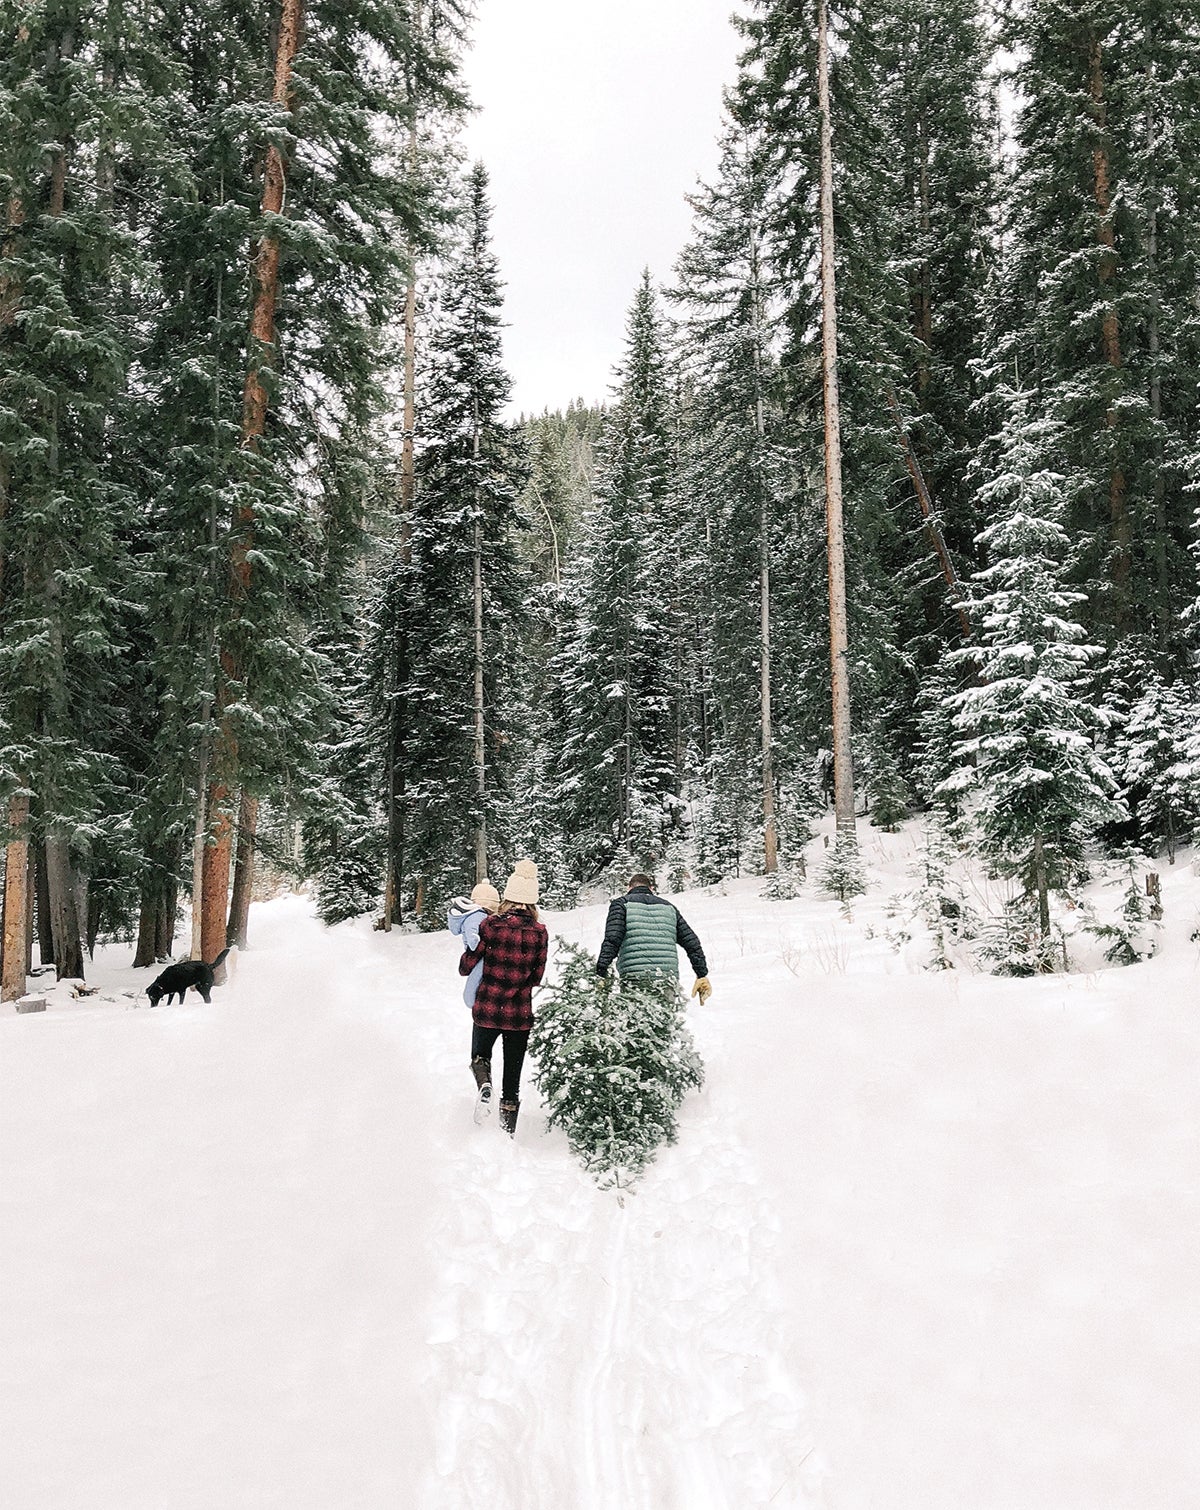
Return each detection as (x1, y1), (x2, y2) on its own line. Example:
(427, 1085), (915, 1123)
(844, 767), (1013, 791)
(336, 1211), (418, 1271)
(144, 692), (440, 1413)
(595, 896), (627, 975)
(674, 908), (707, 977)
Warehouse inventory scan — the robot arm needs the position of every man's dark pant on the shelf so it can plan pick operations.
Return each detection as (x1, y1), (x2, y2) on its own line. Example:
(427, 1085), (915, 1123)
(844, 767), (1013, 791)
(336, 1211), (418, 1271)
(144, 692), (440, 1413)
(471, 1025), (529, 1103)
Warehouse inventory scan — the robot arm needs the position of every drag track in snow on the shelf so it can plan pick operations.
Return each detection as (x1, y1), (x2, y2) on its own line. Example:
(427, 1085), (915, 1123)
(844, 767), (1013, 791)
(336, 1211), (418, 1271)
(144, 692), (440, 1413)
(349, 913), (822, 1510)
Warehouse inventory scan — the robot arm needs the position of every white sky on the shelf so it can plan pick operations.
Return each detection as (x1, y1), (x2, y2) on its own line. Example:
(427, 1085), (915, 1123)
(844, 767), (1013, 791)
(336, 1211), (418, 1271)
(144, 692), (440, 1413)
(462, 0), (744, 417)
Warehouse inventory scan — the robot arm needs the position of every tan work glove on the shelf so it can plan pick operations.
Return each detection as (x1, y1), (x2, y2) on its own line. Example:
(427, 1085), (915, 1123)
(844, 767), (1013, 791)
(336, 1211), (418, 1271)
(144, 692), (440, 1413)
(690, 976), (712, 1005)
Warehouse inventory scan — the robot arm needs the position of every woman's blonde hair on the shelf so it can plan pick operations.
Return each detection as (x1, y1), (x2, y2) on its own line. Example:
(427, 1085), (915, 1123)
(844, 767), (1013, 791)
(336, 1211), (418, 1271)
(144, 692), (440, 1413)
(499, 899), (540, 924)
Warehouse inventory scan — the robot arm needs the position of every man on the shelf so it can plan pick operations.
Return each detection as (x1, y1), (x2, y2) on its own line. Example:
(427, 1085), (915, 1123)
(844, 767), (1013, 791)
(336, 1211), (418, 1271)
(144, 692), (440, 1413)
(595, 873), (712, 1002)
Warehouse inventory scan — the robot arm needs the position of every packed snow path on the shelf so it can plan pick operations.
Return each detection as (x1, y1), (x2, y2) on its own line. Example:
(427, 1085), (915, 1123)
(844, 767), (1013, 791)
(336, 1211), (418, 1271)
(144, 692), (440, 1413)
(4, 843), (1200, 1509)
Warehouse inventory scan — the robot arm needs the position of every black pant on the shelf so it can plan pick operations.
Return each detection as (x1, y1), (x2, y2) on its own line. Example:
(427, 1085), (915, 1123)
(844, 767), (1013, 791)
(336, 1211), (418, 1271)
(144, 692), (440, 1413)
(471, 1026), (529, 1103)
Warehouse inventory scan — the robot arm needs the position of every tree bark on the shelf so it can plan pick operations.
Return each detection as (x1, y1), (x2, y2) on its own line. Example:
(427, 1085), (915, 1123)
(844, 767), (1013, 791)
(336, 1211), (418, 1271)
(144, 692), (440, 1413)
(200, 782), (234, 966)
(817, 0), (857, 841)
(34, 838), (52, 969)
(45, 831), (84, 980)
(1033, 830), (1050, 944)
(191, 698), (211, 957)
(1087, 30), (1130, 621)
(1, 792), (30, 1002)
(749, 214), (776, 873)
(203, 0), (304, 948)
(156, 870), (177, 960)
(227, 791), (258, 949)
(133, 882), (158, 968)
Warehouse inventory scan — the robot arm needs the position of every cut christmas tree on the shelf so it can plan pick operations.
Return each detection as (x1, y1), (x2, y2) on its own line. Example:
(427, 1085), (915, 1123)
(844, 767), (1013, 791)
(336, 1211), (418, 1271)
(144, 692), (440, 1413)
(531, 943), (704, 1189)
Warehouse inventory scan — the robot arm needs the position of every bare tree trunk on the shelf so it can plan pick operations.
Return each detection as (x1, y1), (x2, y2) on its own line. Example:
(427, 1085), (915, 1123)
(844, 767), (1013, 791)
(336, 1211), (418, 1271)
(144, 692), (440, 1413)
(227, 791), (258, 949)
(133, 883), (158, 968)
(1, 792), (30, 1002)
(1033, 831), (1050, 943)
(45, 831), (84, 980)
(471, 341), (486, 879)
(1144, 41), (1168, 653)
(35, 839), (52, 968)
(473, 514), (487, 883)
(200, 783), (234, 967)
(1088, 31), (1130, 623)
(750, 218), (777, 874)
(191, 699), (211, 957)
(156, 869), (178, 960)
(203, 0), (303, 954)
(817, 0), (857, 841)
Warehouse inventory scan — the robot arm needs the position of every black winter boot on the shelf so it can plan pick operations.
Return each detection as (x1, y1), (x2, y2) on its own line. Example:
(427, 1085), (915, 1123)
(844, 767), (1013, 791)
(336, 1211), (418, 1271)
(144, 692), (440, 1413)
(470, 1056), (492, 1092)
(499, 1098), (520, 1137)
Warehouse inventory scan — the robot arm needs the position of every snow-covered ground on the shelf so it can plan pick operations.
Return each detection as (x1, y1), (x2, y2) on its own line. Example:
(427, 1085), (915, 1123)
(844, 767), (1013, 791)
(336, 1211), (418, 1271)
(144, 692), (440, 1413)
(3, 822), (1198, 1509)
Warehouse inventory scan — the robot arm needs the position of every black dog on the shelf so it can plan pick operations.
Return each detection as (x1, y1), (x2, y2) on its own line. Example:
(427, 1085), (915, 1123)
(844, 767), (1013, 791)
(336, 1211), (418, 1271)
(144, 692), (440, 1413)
(146, 947), (231, 1007)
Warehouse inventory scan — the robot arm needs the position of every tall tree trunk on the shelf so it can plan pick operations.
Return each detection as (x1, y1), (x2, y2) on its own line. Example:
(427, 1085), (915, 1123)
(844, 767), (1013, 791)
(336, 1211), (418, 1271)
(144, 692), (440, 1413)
(200, 783), (234, 965)
(817, 0), (857, 841)
(472, 431), (487, 883)
(1144, 42), (1168, 653)
(1, 792), (30, 1002)
(1033, 830), (1050, 944)
(384, 5), (423, 929)
(750, 219), (777, 874)
(203, 0), (303, 952)
(133, 882), (158, 968)
(45, 831), (84, 980)
(191, 697), (211, 958)
(227, 791), (258, 949)
(1088, 30), (1130, 622)
(157, 868), (178, 960)
(34, 839), (52, 969)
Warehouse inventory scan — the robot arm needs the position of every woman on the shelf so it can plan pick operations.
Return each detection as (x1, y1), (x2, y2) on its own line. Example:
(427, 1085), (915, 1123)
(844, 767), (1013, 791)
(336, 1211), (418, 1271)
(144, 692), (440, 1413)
(464, 859), (548, 1136)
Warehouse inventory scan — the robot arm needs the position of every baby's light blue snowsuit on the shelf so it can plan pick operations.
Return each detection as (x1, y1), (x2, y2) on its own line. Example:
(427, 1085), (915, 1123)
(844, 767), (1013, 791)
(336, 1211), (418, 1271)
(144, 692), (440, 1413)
(448, 903), (488, 1007)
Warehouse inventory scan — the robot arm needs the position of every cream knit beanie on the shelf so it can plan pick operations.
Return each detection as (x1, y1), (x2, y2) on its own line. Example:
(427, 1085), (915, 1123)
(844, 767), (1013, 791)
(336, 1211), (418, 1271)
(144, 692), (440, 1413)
(503, 858), (539, 906)
(470, 880), (500, 911)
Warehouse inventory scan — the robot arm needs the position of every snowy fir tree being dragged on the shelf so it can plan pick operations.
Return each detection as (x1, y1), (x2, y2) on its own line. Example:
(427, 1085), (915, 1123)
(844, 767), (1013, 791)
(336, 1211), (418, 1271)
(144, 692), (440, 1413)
(451, 868), (712, 1185)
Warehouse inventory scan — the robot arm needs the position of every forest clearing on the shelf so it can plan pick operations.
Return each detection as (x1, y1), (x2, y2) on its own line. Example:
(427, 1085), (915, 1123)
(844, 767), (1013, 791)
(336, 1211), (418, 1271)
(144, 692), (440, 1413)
(3, 819), (1197, 1509)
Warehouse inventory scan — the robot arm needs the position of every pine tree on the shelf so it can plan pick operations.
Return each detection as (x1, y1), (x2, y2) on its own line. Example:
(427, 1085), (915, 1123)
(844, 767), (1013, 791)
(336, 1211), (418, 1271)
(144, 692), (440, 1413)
(530, 942), (705, 1189)
(995, 1), (1200, 651)
(383, 163), (525, 924)
(945, 391), (1124, 939)
(554, 275), (680, 880)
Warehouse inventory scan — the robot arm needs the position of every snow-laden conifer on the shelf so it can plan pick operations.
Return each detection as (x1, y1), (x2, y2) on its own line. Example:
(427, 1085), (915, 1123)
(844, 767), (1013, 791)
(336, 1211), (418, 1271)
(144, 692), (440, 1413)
(945, 392), (1123, 939)
(530, 943), (704, 1189)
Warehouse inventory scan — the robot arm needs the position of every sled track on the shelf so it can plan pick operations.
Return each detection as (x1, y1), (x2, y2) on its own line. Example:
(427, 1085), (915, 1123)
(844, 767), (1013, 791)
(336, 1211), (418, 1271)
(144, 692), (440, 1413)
(384, 940), (825, 1510)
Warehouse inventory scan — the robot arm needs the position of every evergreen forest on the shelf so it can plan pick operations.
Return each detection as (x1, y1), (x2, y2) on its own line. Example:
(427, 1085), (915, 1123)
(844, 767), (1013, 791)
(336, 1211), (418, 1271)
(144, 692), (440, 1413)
(4, 0), (1200, 994)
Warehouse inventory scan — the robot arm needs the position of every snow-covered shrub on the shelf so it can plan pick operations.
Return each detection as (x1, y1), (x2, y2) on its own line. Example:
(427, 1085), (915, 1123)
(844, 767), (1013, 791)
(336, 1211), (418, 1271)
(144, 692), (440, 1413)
(531, 942), (705, 1189)
(816, 835), (866, 912)
(1079, 850), (1162, 966)
(975, 895), (1064, 976)
(884, 820), (977, 969)
(761, 869), (802, 900)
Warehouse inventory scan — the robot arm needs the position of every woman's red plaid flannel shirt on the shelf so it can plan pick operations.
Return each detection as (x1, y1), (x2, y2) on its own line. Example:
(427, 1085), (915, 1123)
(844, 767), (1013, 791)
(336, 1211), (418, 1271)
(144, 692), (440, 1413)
(468, 910), (549, 1032)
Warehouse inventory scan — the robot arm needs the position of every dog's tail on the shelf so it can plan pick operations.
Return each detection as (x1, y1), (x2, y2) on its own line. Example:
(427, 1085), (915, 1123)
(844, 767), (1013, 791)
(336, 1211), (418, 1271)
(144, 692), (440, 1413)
(207, 946), (232, 970)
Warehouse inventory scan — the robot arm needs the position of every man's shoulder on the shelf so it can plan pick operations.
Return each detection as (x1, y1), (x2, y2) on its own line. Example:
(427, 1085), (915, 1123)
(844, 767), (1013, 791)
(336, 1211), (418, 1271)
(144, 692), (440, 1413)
(626, 890), (673, 909)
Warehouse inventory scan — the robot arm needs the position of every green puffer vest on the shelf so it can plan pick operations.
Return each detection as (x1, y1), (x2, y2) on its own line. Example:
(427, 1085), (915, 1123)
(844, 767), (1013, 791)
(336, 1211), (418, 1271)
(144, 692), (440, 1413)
(617, 896), (681, 978)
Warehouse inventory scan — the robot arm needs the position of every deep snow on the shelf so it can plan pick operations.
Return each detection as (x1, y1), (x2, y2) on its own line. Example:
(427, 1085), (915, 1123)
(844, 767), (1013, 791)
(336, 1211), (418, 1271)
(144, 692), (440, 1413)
(2, 823), (1198, 1509)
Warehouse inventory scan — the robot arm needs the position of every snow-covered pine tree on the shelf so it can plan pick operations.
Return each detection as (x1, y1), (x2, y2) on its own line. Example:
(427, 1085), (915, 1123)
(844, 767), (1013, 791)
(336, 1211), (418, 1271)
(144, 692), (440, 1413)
(0, 0), (157, 982)
(382, 163), (526, 924)
(1108, 662), (1197, 862)
(530, 942), (705, 1189)
(996, 1), (1200, 652)
(671, 115), (788, 875)
(553, 275), (681, 882)
(945, 391), (1124, 941)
